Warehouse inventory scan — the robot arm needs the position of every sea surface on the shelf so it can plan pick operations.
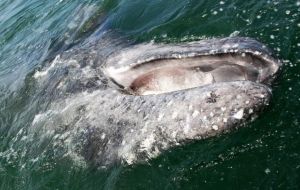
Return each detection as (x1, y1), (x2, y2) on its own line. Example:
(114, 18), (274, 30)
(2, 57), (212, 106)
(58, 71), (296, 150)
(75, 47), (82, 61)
(0, 0), (300, 189)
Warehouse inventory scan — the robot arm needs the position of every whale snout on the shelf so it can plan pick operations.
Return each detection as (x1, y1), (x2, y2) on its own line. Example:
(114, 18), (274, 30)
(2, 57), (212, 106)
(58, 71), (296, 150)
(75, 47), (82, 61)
(98, 37), (281, 164)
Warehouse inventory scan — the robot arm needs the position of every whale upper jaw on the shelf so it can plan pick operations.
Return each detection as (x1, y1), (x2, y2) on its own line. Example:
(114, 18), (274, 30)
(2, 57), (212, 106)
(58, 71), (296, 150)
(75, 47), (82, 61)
(103, 37), (281, 96)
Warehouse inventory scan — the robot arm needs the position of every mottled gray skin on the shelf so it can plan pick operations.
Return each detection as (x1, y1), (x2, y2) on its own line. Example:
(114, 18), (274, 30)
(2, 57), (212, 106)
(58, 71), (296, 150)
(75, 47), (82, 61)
(31, 36), (281, 166)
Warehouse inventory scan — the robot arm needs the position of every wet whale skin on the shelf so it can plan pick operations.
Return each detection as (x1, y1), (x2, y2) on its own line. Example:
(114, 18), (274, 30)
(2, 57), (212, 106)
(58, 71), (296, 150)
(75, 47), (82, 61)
(32, 36), (281, 166)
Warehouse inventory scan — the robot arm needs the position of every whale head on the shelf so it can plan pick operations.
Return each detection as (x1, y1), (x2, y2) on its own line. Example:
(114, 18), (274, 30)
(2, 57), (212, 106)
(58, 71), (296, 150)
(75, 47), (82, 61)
(31, 37), (282, 166)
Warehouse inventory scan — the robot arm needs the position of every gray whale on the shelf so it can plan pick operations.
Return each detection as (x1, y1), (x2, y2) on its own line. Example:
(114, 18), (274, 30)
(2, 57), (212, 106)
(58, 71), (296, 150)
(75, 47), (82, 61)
(31, 36), (282, 166)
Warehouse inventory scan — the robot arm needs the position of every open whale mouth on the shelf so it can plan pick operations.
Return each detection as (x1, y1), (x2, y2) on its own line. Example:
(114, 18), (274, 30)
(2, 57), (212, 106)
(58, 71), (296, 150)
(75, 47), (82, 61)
(104, 38), (281, 96)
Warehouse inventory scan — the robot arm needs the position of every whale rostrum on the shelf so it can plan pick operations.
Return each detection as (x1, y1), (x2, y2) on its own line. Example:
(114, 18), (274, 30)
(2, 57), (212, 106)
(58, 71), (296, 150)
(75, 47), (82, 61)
(31, 37), (282, 166)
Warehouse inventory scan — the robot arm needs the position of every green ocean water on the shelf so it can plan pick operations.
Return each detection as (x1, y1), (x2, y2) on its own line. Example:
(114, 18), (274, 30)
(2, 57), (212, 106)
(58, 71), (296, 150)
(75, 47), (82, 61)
(0, 0), (300, 189)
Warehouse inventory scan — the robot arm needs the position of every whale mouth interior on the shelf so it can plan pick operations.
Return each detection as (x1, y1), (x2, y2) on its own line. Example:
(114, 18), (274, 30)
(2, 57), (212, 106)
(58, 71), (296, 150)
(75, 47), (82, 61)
(107, 53), (278, 95)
